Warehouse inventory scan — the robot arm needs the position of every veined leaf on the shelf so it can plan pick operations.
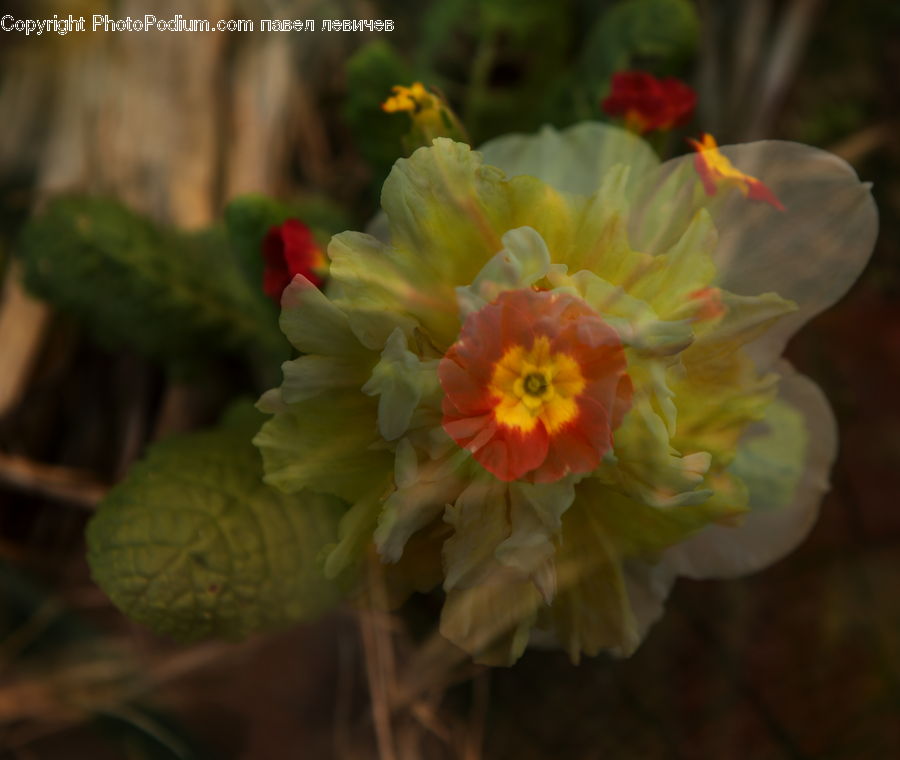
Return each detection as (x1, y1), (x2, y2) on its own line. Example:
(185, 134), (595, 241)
(87, 412), (344, 641)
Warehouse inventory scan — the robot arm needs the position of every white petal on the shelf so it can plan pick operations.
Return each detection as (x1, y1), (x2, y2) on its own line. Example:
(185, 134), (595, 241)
(662, 360), (837, 579)
(632, 141), (877, 369)
(615, 559), (676, 654)
(478, 122), (659, 197)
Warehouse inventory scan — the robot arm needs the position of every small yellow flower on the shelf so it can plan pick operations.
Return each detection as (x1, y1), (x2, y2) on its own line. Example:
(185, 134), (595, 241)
(381, 82), (440, 115)
(381, 82), (467, 152)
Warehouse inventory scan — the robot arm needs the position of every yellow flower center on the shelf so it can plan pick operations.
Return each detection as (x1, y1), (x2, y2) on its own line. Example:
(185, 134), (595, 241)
(489, 336), (585, 434)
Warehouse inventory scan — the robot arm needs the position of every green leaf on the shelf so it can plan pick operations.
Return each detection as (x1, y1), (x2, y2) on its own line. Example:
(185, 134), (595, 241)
(18, 196), (284, 372)
(580, 0), (699, 98)
(87, 414), (344, 641)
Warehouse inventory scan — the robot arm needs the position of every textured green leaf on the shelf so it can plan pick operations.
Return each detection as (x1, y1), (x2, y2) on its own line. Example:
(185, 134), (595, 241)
(19, 196), (284, 371)
(87, 415), (344, 641)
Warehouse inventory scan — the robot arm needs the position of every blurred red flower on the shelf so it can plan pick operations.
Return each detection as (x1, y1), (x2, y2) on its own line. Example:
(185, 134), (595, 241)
(261, 219), (327, 303)
(601, 71), (696, 134)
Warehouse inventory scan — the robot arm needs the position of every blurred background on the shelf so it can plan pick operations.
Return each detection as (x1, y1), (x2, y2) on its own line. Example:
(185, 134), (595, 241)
(0, 0), (898, 757)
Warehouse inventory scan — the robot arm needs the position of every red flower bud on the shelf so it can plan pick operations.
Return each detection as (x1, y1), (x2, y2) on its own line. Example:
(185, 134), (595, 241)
(261, 219), (327, 303)
(601, 71), (696, 134)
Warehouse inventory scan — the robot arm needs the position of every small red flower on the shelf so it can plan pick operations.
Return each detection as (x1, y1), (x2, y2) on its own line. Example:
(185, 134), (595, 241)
(261, 219), (327, 303)
(439, 289), (633, 483)
(602, 71), (696, 134)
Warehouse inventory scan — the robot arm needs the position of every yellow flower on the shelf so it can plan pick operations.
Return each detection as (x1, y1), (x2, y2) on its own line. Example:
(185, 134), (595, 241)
(381, 82), (440, 115)
(381, 82), (467, 152)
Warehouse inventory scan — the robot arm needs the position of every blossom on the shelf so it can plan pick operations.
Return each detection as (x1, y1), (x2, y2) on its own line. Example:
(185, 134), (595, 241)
(381, 82), (440, 115)
(382, 82), (467, 152)
(440, 289), (632, 482)
(688, 132), (786, 211)
(254, 122), (877, 665)
(602, 70), (696, 133)
(261, 218), (326, 303)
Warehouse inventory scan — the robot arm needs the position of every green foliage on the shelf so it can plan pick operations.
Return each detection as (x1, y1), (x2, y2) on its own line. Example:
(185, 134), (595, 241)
(418, 0), (576, 140)
(343, 40), (414, 181)
(580, 0), (699, 98)
(224, 192), (349, 289)
(87, 407), (345, 641)
(18, 196), (284, 372)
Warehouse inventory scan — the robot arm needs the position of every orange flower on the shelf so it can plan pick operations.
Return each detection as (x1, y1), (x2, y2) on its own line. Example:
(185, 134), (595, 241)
(601, 71), (696, 134)
(439, 289), (633, 483)
(688, 133), (785, 211)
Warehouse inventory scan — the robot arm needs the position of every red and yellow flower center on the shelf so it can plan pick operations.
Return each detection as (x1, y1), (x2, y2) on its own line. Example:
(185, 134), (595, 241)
(439, 289), (633, 483)
(489, 337), (585, 435)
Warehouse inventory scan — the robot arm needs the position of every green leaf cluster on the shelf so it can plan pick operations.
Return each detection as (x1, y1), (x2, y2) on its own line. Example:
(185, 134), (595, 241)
(18, 196), (284, 373)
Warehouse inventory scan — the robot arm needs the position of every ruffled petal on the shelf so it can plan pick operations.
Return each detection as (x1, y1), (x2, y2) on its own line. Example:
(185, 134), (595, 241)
(327, 232), (423, 350)
(281, 355), (370, 403)
(361, 328), (436, 441)
(662, 360), (835, 578)
(375, 444), (470, 562)
(279, 276), (365, 357)
(253, 390), (392, 502)
(632, 141), (877, 368)
(456, 226), (552, 318)
(478, 122), (659, 198)
(548, 491), (638, 662)
(476, 423), (550, 483)
(440, 581), (544, 667)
